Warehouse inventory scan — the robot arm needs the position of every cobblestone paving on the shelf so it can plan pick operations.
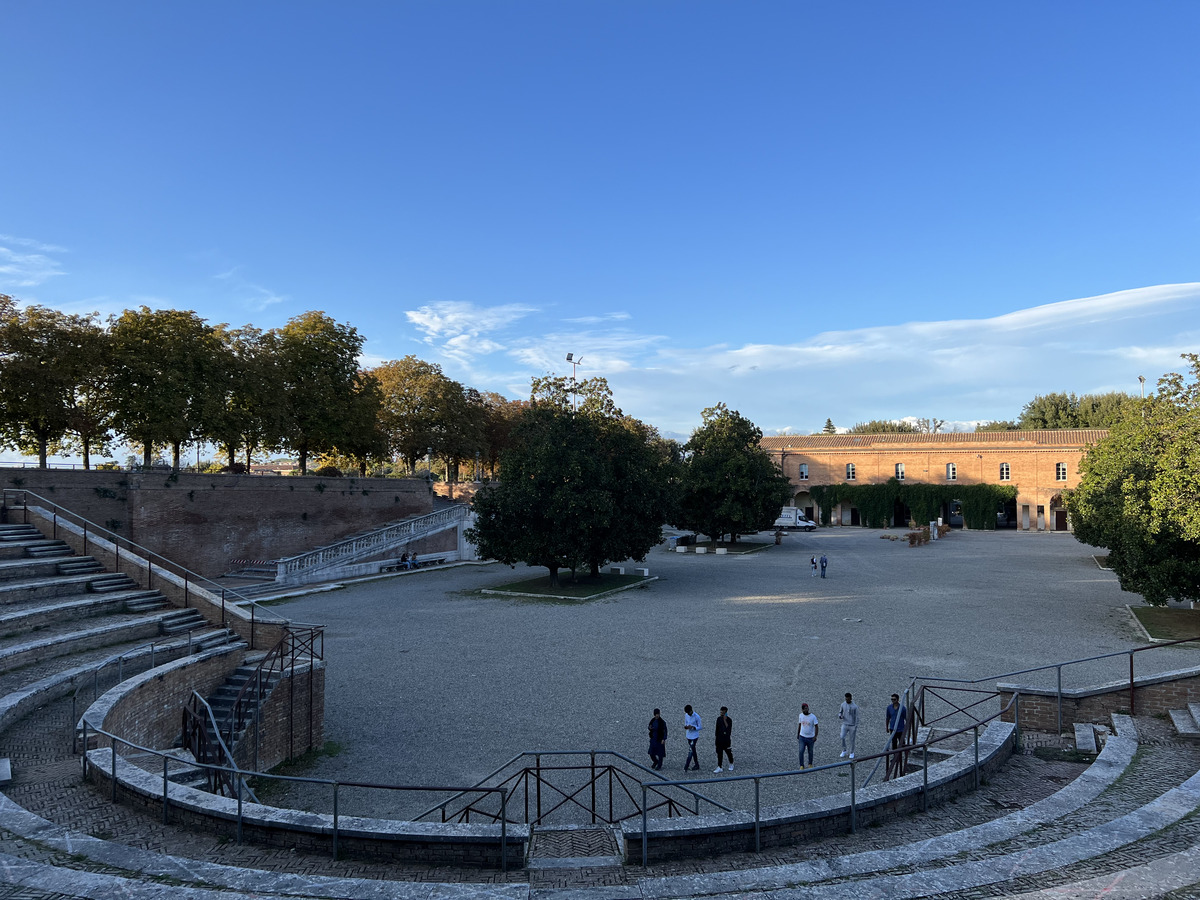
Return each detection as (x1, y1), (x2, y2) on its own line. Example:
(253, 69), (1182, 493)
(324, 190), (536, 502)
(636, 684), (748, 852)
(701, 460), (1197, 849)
(0, 693), (1093, 891)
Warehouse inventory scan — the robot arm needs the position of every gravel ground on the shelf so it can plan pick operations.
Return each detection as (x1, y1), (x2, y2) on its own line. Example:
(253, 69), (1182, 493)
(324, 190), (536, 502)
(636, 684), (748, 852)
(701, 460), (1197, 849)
(262, 527), (1197, 819)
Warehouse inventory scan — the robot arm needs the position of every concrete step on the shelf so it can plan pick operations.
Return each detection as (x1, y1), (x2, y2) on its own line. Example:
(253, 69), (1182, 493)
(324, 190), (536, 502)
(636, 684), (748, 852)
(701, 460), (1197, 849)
(1169, 707), (1200, 741)
(123, 591), (169, 612)
(1073, 722), (1100, 754)
(56, 557), (105, 576)
(159, 609), (206, 635)
(88, 573), (140, 593)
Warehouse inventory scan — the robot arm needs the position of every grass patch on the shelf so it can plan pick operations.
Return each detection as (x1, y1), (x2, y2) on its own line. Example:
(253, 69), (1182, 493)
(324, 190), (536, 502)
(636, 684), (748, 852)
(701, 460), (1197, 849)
(488, 572), (649, 598)
(1033, 746), (1096, 764)
(251, 741), (344, 799)
(1130, 606), (1200, 642)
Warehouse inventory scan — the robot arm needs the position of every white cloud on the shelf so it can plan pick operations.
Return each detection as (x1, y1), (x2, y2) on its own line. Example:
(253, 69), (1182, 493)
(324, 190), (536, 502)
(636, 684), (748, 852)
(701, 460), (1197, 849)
(0, 234), (67, 287)
(213, 267), (285, 312)
(406, 301), (535, 342)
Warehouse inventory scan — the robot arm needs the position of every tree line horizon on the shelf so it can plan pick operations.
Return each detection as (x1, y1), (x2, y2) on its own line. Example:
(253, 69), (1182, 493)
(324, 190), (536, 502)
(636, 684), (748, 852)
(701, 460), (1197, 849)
(0, 295), (1142, 475)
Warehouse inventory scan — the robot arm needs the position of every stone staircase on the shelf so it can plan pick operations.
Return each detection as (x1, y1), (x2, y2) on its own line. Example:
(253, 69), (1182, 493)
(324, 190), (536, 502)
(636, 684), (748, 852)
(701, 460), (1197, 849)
(1169, 702), (1200, 741)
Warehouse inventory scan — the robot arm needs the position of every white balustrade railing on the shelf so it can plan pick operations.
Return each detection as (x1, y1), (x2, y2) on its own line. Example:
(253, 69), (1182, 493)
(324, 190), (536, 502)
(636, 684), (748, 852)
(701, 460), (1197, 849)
(275, 506), (469, 579)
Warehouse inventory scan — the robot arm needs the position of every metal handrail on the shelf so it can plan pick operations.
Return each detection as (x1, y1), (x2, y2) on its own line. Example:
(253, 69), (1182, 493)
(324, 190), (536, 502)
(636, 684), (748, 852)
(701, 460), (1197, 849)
(1, 490), (327, 651)
(915, 633), (1200, 735)
(78, 716), (512, 871)
(274, 505), (469, 578)
(183, 691), (258, 802)
(414, 749), (732, 825)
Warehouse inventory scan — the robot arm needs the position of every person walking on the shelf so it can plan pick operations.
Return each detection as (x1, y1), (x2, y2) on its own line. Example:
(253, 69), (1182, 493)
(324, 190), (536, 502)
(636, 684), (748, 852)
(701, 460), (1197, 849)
(838, 692), (859, 758)
(820, 553), (828, 578)
(797, 702), (819, 769)
(810, 556), (818, 577)
(683, 705), (702, 771)
(713, 706), (734, 773)
(647, 709), (668, 770)
(885, 693), (908, 779)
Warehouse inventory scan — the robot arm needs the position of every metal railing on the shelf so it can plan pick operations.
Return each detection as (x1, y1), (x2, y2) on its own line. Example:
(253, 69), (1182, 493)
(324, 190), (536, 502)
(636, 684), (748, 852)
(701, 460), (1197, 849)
(274, 505), (469, 580)
(69, 627), (241, 753)
(78, 717), (514, 871)
(914, 634), (1200, 736)
(0, 489), (322, 650)
(414, 750), (732, 826)
(182, 692), (257, 802)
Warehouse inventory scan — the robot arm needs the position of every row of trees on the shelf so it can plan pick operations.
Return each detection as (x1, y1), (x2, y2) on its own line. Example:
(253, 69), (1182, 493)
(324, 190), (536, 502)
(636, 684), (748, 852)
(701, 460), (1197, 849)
(467, 384), (792, 585)
(0, 296), (526, 476)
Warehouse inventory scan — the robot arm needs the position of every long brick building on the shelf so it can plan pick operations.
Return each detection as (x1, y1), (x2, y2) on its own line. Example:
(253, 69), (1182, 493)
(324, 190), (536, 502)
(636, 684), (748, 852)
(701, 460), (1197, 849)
(760, 429), (1107, 532)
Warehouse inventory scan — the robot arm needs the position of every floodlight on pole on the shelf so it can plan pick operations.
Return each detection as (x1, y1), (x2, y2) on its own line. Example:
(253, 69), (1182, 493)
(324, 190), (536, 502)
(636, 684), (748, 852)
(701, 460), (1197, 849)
(1138, 375), (1145, 399)
(566, 352), (583, 412)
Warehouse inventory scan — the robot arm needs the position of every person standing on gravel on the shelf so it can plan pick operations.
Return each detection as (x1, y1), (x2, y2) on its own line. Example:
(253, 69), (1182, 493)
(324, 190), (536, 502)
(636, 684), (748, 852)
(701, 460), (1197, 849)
(797, 702), (819, 769)
(647, 709), (668, 770)
(838, 692), (858, 758)
(820, 553), (828, 578)
(683, 705), (702, 771)
(713, 706), (734, 773)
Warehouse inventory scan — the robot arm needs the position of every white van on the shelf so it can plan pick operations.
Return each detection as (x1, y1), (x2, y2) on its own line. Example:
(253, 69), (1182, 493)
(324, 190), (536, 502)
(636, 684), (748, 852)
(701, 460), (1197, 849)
(774, 507), (817, 531)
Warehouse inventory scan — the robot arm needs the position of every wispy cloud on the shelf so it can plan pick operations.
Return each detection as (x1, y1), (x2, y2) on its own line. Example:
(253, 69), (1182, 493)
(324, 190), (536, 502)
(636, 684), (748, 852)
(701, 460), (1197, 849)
(403, 301), (536, 363)
(213, 266), (285, 312)
(0, 234), (67, 288)
(563, 312), (632, 324)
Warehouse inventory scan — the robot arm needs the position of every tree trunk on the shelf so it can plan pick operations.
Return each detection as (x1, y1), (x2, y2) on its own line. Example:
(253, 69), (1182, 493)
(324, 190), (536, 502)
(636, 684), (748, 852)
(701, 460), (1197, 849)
(227, 445), (236, 468)
(37, 438), (48, 469)
(590, 561), (601, 578)
(82, 436), (91, 470)
(298, 445), (308, 475)
(547, 565), (559, 587)
(171, 441), (182, 472)
(143, 442), (152, 468)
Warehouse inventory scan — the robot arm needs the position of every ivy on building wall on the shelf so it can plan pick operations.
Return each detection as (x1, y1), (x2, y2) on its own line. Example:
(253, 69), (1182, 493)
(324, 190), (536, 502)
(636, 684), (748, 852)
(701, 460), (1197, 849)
(806, 481), (1017, 529)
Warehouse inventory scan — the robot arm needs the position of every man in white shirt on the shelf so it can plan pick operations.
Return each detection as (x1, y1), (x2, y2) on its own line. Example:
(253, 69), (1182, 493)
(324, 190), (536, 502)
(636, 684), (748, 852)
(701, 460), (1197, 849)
(838, 692), (859, 759)
(683, 704), (702, 771)
(797, 702), (819, 769)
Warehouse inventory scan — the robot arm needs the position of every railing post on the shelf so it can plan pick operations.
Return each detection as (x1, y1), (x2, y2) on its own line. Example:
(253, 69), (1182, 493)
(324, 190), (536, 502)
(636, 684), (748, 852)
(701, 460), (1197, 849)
(536, 753), (542, 823)
(1056, 665), (1063, 736)
(71, 694), (77, 754)
(590, 751), (596, 824)
(184, 571), (189, 608)
(922, 741), (929, 812)
(500, 787), (508, 874)
(251, 605), (256, 650)
(973, 723), (980, 789)
(83, 522), (87, 557)
(111, 739), (118, 803)
(850, 759), (856, 833)
(1129, 651), (1136, 715)
(236, 772), (244, 844)
(641, 783), (648, 867)
(332, 782), (339, 860)
(163, 755), (170, 824)
(754, 777), (761, 853)
(1015, 692), (1022, 748)
(81, 720), (88, 781)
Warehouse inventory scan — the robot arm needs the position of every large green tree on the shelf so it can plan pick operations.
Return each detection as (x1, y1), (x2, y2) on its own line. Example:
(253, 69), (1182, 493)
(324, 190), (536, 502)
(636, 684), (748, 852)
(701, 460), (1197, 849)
(1067, 355), (1200, 605)
(275, 311), (373, 474)
(467, 378), (675, 584)
(107, 307), (227, 469)
(0, 303), (105, 467)
(1018, 391), (1136, 429)
(676, 403), (793, 542)
(847, 419), (919, 434)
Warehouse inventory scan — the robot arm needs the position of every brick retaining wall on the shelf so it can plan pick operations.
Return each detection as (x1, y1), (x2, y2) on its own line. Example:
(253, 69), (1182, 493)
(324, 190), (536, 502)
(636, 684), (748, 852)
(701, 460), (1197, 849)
(999, 666), (1200, 732)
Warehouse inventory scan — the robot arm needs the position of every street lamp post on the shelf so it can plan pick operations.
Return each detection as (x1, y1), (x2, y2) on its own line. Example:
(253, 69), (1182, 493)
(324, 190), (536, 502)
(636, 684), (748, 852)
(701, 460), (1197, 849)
(565, 352), (583, 412)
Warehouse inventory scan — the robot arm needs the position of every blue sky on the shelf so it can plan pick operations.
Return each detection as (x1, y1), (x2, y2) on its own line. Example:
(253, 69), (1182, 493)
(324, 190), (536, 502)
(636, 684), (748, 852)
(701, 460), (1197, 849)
(3, 1), (1198, 448)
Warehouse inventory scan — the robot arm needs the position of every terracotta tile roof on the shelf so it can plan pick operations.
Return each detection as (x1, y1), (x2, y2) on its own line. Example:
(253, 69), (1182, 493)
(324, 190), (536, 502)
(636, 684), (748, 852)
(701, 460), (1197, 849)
(760, 429), (1108, 451)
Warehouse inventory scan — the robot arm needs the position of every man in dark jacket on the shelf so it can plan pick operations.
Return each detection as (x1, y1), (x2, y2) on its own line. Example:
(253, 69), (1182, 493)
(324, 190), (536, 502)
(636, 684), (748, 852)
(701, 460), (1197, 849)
(714, 706), (734, 773)
(648, 709), (668, 770)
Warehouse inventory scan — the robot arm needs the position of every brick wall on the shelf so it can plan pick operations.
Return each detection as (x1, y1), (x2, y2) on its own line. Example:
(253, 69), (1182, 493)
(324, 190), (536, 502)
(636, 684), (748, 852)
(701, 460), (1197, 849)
(999, 667), (1200, 732)
(234, 662), (326, 771)
(3, 470), (435, 576)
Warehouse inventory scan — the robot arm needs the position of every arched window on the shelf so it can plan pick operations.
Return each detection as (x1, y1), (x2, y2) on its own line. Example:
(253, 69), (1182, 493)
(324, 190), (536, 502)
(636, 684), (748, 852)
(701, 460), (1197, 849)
(946, 463), (957, 481)
(999, 462), (1010, 481)
(846, 463), (856, 481)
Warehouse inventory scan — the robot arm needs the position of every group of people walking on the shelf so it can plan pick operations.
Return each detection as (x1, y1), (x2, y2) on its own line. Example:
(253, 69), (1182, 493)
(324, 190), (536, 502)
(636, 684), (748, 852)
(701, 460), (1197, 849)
(648, 692), (908, 775)
(809, 553), (829, 577)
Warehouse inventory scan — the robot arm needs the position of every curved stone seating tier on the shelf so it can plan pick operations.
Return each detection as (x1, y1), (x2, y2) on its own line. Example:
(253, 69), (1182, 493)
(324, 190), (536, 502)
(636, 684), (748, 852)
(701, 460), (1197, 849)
(623, 721), (1018, 862)
(0, 612), (185, 675)
(0, 588), (165, 637)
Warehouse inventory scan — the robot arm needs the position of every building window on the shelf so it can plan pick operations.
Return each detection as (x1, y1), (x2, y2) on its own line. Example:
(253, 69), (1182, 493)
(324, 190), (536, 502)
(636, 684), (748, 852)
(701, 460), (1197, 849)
(999, 462), (1010, 481)
(1056, 462), (1068, 481)
(846, 463), (856, 481)
(798, 463), (808, 481)
(946, 463), (957, 481)
(895, 463), (905, 481)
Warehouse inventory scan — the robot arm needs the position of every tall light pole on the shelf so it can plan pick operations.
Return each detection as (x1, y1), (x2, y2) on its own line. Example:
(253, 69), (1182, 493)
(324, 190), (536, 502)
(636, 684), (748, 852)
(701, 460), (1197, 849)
(1138, 375), (1146, 399)
(566, 352), (583, 412)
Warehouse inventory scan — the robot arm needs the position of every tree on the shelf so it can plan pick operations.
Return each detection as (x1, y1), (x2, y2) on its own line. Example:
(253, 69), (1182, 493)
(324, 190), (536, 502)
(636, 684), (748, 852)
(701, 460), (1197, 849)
(107, 307), (226, 469)
(975, 420), (1019, 432)
(0, 303), (106, 467)
(847, 419), (919, 434)
(467, 378), (675, 584)
(203, 326), (288, 469)
(275, 311), (372, 474)
(1067, 355), (1200, 605)
(821, 418), (837, 434)
(1018, 391), (1136, 430)
(675, 404), (793, 543)
(915, 417), (945, 434)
